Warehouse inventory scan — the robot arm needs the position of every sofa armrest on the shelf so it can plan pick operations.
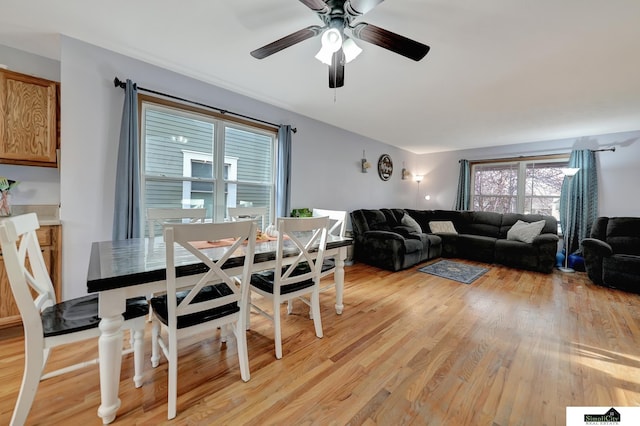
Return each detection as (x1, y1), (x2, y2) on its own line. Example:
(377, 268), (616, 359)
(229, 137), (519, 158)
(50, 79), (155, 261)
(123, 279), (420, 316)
(581, 238), (613, 257)
(392, 225), (415, 238)
(362, 230), (406, 242)
(581, 238), (613, 285)
(532, 233), (559, 245)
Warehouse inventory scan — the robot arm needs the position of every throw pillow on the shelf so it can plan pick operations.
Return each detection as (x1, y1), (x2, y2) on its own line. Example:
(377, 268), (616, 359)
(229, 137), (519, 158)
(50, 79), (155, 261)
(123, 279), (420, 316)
(507, 220), (546, 243)
(401, 213), (422, 233)
(429, 221), (458, 234)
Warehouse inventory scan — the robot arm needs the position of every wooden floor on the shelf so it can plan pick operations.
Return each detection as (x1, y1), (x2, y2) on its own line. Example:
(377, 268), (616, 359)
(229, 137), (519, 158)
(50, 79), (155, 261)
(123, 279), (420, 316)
(1, 260), (639, 425)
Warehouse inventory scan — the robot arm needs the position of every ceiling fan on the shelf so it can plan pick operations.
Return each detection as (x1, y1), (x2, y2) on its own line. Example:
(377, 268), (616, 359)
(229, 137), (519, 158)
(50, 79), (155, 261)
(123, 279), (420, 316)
(250, 0), (430, 88)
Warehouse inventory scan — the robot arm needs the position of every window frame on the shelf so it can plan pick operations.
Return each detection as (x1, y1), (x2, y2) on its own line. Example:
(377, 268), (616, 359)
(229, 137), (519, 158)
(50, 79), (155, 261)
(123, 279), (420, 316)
(138, 94), (277, 232)
(470, 154), (569, 218)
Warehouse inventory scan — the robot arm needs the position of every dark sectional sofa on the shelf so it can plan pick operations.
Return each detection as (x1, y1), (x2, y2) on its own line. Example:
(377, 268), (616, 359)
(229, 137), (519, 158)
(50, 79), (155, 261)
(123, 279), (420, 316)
(350, 208), (559, 273)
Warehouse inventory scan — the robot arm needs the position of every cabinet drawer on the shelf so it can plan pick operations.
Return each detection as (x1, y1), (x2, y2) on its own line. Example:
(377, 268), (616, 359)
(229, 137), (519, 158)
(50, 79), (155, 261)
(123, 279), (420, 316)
(36, 227), (52, 247)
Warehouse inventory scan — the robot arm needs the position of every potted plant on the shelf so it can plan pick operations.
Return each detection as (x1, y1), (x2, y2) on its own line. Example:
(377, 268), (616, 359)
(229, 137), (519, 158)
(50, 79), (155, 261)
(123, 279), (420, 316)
(0, 177), (19, 216)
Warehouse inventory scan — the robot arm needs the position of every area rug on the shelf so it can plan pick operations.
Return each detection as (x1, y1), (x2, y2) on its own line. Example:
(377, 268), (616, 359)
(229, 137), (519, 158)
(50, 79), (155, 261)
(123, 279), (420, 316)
(418, 260), (489, 284)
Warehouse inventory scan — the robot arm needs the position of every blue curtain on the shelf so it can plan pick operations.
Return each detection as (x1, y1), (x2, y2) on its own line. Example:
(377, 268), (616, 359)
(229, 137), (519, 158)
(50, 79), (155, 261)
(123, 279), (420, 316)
(454, 159), (470, 210)
(276, 125), (292, 218)
(112, 79), (142, 240)
(559, 149), (598, 256)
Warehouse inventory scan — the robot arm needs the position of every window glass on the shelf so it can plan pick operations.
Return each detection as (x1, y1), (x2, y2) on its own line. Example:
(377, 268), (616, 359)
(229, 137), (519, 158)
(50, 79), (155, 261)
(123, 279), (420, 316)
(472, 163), (518, 213)
(524, 162), (565, 217)
(471, 157), (568, 220)
(140, 101), (276, 236)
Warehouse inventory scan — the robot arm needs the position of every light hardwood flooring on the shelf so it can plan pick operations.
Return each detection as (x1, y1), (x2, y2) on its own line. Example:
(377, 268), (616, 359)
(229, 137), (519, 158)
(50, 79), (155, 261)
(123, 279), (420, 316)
(1, 260), (639, 425)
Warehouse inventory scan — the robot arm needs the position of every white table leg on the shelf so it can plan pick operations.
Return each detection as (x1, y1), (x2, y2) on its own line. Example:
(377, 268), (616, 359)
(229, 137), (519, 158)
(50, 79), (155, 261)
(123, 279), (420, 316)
(97, 312), (124, 424)
(334, 247), (346, 315)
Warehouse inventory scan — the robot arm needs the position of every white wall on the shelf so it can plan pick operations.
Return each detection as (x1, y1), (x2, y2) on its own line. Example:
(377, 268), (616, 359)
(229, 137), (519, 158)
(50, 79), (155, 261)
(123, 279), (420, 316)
(417, 131), (640, 216)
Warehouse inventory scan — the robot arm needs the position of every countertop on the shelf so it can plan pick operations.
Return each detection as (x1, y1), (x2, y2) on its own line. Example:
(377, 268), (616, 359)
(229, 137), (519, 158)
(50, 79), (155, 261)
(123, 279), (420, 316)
(6, 205), (61, 226)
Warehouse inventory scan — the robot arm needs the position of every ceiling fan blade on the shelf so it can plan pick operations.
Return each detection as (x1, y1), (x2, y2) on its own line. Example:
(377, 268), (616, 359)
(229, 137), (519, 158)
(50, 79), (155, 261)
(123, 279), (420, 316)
(351, 22), (430, 61)
(299, 0), (330, 14)
(329, 51), (345, 88)
(251, 25), (323, 59)
(345, 0), (385, 16)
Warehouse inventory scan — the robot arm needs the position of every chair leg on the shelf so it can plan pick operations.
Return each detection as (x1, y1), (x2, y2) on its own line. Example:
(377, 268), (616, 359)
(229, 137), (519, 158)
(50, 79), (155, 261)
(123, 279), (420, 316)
(273, 299), (283, 360)
(131, 323), (145, 388)
(11, 335), (45, 426)
(287, 299), (294, 314)
(220, 324), (229, 343)
(151, 320), (161, 368)
(167, 329), (178, 420)
(234, 320), (250, 382)
(311, 289), (323, 339)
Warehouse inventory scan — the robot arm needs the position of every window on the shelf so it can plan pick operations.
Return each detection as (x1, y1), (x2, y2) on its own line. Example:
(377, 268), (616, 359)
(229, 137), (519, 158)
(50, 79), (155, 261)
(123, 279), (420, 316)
(140, 97), (276, 236)
(471, 156), (568, 220)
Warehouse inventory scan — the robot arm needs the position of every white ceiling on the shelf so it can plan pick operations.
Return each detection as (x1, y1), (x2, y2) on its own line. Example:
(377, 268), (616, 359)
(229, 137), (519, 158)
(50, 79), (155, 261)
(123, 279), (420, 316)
(1, 0), (639, 154)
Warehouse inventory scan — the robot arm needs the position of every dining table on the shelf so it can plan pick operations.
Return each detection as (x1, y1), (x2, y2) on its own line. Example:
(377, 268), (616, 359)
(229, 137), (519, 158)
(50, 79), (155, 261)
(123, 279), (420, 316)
(86, 233), (352, 424)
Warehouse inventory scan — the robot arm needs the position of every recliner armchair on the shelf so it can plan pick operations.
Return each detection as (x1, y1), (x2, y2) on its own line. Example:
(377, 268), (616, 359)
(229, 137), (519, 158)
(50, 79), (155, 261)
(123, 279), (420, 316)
(581, 216), (640, 294)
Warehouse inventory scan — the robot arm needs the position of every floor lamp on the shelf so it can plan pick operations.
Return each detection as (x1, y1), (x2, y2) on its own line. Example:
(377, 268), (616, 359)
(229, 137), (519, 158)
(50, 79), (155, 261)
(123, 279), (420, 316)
(414, 175), (424, 208)
(559, 167), (580, 273)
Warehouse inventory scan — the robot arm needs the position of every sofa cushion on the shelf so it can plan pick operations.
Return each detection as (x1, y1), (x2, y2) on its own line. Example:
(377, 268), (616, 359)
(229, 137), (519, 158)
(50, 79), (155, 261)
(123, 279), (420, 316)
(362, 209), (391, 231)
(495, 239), (543, 272)
(401, 213), (422, 233)
(457, 234), (496, 263)
(429, 221), (457, 234)
(602, 254), (640, 293)
(605, 218), (640, 255)
(507, 220), (546, 243)
(464, 211), (502, 238)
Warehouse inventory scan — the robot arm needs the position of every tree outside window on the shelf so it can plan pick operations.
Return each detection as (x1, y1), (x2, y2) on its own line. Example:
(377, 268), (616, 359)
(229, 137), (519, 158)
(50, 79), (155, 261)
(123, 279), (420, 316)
(471, 157), (568, 221)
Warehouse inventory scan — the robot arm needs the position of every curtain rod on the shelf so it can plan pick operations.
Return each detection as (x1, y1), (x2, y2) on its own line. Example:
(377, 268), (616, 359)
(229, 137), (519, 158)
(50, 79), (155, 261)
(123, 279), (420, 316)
(459, 146), (616, 163)
(113, 77), (296, 133)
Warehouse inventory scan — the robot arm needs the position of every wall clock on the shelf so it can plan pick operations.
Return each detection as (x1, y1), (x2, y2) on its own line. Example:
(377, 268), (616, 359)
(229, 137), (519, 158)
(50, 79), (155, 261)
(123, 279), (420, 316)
(378, 154), (393, 181)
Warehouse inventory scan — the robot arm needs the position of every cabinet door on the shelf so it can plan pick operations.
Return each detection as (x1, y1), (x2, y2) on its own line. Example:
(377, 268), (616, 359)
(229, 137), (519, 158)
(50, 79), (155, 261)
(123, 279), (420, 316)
(0, 69), (57, 166)
(0, 254), (21, 325)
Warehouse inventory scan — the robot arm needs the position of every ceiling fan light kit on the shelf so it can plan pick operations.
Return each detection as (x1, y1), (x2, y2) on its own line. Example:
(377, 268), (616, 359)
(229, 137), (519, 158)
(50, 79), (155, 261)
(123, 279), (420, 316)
(315, 27), (343, 65)
(250, 0), (430, 88)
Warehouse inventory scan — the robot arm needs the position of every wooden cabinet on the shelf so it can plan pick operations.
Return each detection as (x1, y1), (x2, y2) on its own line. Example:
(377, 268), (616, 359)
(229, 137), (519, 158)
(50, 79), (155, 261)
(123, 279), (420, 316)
(0, 225), (61, 329)
(0, 69), (58, 167)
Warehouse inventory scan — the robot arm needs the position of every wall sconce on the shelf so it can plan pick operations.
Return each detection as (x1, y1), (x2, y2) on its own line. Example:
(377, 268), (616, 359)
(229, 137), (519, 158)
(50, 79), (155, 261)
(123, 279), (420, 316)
(401, 162), (411, 180)
(425, 195), (431, 201)
(361, 150), (371, 173)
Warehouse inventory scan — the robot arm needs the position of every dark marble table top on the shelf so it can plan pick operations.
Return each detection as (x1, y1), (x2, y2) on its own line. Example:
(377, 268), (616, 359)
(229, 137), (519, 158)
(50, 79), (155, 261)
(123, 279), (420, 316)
(87, 235), (352, 293)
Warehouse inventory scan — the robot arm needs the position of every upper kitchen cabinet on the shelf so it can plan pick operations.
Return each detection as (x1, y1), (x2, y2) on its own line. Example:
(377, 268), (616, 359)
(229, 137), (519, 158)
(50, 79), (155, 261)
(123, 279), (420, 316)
(0, 69), (58, 167)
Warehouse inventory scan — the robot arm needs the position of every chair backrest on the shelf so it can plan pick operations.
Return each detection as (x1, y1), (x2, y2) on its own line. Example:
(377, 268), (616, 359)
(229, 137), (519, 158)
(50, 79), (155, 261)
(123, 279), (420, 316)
(273, 216), (329, 293)
(147, 208), (206, 238)
(312, 208), (347, 237)
(228, 206), (267, 231)
(163, 221), (257, 326)
(0, 213), (54, 336)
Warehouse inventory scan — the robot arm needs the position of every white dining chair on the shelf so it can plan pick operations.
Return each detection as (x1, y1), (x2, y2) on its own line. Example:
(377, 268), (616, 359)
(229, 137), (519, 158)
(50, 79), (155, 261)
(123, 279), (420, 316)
(146, 207), (207, 320)
(146, 207), (206, 238)
(248, 216), (329, 359)
(287, 208), (347, 315)
(0, 213), (148, 426)
(228, 206), (268, 231)
(149, 220), (257, 419)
